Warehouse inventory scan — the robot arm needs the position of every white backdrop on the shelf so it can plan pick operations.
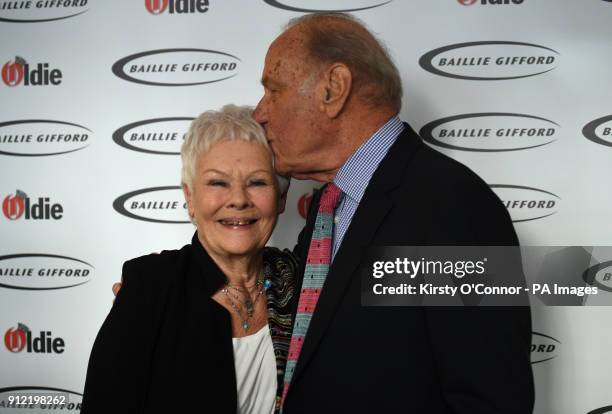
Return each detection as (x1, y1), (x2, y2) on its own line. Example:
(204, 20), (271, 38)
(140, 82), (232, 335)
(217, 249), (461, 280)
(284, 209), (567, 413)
(1, 1), (612, 413)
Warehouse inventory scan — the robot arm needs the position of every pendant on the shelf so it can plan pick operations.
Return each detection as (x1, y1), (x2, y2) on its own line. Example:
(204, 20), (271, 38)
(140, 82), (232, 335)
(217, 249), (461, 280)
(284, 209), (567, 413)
(242, 321), (249, 331)
(245, 298), (254, 316)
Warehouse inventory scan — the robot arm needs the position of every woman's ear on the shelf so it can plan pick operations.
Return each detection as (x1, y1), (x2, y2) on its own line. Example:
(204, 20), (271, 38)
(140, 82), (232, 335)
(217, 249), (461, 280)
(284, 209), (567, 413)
(182, 183), (196, 223)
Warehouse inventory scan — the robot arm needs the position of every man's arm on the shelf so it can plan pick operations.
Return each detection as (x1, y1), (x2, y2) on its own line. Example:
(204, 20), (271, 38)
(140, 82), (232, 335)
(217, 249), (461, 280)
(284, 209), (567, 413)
(425, 178), (534, 414)
(424, 307), (533, 414)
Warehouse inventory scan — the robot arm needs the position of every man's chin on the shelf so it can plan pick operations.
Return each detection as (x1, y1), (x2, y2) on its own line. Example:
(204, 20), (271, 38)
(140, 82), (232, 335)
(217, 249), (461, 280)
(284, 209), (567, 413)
(290, 173), (312, 180)
(273, 161), (291, 177)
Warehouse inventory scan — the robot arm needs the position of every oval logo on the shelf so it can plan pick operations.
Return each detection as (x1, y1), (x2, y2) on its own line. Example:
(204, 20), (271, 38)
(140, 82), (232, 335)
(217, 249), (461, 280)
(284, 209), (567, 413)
(262, 0), (391, 12)
(0, 386), (82, 411)
(419, 41), (559, 80)
(582, 115), (612, 148)
(0, 120), (91, 157)
(112, 49), (240, 86)
(490, 185), (560, 222)
(420, 113), (558, 152)
(113, 186), (190, 224)
(531, 331), (560, 364)
(113, 117), (193, 155)
(588, 407), (612, 414)
(583, 260), (612, 293)
(0, 2), (88, 23)
(0, 254), (93, 291)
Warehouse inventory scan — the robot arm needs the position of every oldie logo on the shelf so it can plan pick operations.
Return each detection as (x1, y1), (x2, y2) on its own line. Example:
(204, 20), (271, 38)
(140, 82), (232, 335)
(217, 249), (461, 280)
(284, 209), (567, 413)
(530, 331), (560, 364)
(262, 0), (391, 12)
(2, 56), (62, 87)
(0, 0), (88, 23)
(419, 41), (559, 80)
(4, 323), (64, 354)
(582, 115), (612, 148)
(0, 120), (91, 157)
(113, 117), (192, 155)
(113, 186), (190, 223)
(583, 260), (612, 293)
(490, 185), (559, 223)
(419, 113), (558, 152)
(2, 189), (63, 220)
(112, 49), (240, 86)
(458, 0), (523, 5)
(0, 386), (82, 411)
(0, 254), (93, 291)
(145, 0), (209, 14)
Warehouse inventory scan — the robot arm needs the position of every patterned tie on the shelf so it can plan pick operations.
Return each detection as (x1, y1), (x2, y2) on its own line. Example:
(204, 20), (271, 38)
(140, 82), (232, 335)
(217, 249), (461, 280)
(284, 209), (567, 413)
(281, 183), (343, 409)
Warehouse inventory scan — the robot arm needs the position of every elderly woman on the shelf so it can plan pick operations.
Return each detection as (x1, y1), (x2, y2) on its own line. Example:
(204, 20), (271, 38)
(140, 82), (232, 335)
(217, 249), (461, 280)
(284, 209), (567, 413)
(81, 105), (295, 414)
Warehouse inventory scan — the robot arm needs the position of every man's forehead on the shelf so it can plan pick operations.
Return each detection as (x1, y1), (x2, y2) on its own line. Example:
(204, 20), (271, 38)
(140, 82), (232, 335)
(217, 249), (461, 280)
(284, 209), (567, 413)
(262, 39), (307, 83)
(267, 28), (308, 62)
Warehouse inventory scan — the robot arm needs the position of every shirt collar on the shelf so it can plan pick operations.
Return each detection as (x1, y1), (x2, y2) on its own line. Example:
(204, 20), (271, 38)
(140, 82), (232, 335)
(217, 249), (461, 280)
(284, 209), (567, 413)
(334, 115), (404, 203)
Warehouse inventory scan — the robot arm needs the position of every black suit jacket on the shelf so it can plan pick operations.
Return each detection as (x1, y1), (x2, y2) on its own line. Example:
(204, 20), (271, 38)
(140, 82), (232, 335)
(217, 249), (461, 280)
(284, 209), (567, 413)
(284, 124), (534, 413)
(81, 234), (295, 414)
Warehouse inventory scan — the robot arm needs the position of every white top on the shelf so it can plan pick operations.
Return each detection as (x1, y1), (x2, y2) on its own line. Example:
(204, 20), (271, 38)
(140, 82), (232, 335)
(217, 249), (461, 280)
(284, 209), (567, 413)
(232, 324), (277, 414)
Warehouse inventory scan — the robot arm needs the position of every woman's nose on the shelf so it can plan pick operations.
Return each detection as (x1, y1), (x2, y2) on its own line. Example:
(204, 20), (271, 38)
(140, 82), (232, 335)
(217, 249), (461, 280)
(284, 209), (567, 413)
(227, 185), (252, 209)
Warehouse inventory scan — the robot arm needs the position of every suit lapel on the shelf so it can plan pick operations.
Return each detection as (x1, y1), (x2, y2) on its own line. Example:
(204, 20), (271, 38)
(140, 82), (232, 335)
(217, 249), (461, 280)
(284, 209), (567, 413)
(290, 124), (423, 385)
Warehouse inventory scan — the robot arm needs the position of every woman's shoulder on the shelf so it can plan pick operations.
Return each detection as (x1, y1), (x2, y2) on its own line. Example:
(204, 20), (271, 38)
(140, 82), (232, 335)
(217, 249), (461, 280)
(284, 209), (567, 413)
(121, 244), (191, 291)
(124, 245), (189, 271)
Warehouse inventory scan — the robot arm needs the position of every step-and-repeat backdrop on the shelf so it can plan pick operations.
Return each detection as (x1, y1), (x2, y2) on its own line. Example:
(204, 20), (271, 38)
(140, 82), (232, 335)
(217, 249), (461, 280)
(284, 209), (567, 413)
(1, 1), (611, 413)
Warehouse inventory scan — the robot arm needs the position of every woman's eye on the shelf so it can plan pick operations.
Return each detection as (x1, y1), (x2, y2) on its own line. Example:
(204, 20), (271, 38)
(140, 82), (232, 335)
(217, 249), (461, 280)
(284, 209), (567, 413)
(207, 180), (228, 187)
(248, 179), (268, 187)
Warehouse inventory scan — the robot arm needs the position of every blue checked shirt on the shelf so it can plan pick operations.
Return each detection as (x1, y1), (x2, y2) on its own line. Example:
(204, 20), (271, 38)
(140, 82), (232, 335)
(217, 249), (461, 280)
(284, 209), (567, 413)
(331, 115), (404, 260)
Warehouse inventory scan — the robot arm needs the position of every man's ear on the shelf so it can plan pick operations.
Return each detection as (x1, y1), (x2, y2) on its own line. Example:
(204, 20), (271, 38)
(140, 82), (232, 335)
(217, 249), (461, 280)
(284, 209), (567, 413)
(182, 183), (195, 223)
(319, 63), (352, 118)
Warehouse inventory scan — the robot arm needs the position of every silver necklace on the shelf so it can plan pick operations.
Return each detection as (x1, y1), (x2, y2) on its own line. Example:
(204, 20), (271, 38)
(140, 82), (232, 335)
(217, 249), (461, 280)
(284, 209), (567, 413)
(222, 277), (266, 331)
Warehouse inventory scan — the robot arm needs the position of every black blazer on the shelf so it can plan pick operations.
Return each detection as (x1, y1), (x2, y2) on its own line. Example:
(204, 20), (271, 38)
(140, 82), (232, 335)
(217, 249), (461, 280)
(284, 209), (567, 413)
(81, 234), (295, 414)
(284, 124), (534, 413)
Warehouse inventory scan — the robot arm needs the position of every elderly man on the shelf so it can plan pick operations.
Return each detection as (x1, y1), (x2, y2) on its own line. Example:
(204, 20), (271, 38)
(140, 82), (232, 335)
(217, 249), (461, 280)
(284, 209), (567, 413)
(253, 12), (534, 414)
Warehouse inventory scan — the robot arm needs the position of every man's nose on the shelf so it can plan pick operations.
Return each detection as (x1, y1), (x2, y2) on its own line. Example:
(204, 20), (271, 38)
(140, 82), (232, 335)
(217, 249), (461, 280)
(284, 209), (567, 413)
(253, 98), (266, 124)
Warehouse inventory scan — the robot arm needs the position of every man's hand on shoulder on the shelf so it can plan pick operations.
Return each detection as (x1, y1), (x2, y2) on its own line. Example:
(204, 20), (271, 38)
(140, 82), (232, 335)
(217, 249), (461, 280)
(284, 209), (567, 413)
(112, 280), (122, 298)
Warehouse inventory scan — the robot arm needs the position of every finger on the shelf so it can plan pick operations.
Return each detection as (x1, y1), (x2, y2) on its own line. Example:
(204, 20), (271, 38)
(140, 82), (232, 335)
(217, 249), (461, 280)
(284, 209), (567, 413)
(112, 282), (122, 297)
